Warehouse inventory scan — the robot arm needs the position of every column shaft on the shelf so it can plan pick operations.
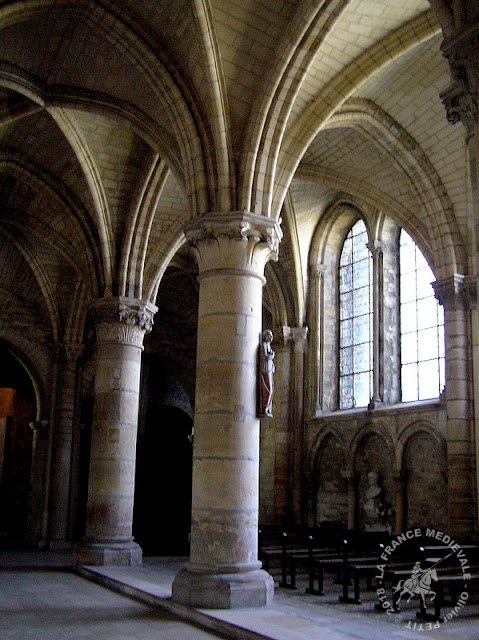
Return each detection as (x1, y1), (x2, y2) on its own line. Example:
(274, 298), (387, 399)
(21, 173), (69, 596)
(172, 212), (281, 608)
(49, 344), (81, 548)
(190, 267), (264, 570)
(74, 297), (155, 566)
(434, 276), (476, 538)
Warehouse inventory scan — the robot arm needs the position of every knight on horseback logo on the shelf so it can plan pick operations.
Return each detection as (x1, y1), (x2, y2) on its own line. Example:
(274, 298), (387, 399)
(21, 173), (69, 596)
(376, 527), (471, 630)
(394, 558), (440, 610)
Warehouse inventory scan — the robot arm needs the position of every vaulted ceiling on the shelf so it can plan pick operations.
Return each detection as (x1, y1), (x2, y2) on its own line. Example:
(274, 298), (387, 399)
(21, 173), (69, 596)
(0, 0), (470, 353)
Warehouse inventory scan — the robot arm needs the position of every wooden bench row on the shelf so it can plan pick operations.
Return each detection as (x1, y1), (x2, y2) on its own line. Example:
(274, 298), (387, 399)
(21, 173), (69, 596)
(260, 527), (479, 621)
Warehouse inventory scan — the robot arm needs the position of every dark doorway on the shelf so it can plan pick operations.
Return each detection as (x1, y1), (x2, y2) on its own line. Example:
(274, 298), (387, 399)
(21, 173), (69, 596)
(0, 348), (36, 547)
(134, 365), (193, 556)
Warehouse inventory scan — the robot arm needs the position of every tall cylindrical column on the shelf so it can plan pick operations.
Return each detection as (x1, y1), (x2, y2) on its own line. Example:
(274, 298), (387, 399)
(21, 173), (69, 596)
(49, 343), (82, 549)
(440, 14), (479, 538)
(434, 275), (476, 539)
(74, 297), (156, 566)
(172, 212), (281, 608)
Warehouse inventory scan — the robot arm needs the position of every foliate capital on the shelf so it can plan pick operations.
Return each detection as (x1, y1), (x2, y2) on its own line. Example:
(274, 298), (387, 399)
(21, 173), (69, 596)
(184, 211), (282, 277)
(441, 80), (477, 137)
(367, 240), (383, 258)
(92, 297), (157, 346)
(440, 23), (479, 137)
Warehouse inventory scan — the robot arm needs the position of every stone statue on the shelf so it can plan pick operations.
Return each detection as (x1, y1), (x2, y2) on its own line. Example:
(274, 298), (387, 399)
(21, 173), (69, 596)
(258, 329), (275, 418)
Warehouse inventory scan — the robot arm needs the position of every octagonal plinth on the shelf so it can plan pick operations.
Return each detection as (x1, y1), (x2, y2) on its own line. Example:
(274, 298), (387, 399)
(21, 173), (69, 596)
(172, 566), (274, 609)
(74, 540), (143, 567)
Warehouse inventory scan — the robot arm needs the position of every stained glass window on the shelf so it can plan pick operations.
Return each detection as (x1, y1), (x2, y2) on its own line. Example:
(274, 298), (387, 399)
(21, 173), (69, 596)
(339, 220), (373, 408)
(400, 230), (445, 401)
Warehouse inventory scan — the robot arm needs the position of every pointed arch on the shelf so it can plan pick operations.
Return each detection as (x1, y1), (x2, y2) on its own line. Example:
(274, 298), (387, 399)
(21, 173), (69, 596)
(239, 0), (348, 216)
(350, 423), (396, 475)
(273, 11), (440, 220)
(326, 98), (465, 277)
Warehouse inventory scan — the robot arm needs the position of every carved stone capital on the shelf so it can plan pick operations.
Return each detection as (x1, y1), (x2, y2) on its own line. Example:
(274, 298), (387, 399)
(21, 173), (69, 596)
(367, 240), (383, 257)
(291, 326), (309, 353)
(441, 81), (477, 137)
(184, 212), (282, 278)
(432, 274), (469, 310)
(272, 326), (308, 352)
(274, 325), (292, 348)
(440, 23), (479, 136)
(92, 297), (157, 347)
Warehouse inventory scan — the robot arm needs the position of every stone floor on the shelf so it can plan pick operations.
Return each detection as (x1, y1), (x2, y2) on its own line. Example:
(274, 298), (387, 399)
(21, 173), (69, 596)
(1, 551), (478, 639)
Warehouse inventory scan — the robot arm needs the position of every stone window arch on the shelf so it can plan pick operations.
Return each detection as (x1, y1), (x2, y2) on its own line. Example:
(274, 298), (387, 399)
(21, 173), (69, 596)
(308, 202), (445, 415)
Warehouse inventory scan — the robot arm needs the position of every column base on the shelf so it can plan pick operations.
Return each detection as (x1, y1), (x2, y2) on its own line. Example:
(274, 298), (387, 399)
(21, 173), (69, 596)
(172, 566), (274, 609)
(73, 540), (142, 567)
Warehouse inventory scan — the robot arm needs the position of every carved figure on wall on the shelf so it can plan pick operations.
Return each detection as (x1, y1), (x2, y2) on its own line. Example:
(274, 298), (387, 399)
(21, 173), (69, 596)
(258, 329), (275, 418)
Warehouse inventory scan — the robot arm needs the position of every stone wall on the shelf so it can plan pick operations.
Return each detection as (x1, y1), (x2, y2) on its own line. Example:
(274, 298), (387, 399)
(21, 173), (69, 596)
(305, 401), (451, 535)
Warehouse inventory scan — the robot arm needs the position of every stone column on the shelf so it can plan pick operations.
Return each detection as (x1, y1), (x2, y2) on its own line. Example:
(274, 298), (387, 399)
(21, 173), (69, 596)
(368, 241), (383, 408)
(26, 420), (49, 548)
(307, 264), (326, 414)
(440, 15), (479, 537)
(291, 327), (308, 523)
(469, 289), (479, 533)
(49, 343), (82, 549)
(172, 212), (281, 609)
(74, 297), (156, 566)
(434, 275), (476, 538)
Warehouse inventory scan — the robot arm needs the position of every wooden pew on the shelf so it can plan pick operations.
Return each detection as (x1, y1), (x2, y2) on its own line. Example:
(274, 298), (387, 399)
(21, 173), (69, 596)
(277, 529), (343, 589)
(258, 523), (346, 587)
(306, 532), (391, 600)
(423, 571), (479, 622)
